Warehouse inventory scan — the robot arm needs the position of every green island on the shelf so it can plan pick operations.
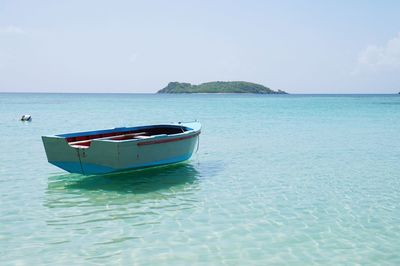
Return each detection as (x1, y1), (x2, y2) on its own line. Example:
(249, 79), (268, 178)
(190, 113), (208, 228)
(157, 81), (288, 94)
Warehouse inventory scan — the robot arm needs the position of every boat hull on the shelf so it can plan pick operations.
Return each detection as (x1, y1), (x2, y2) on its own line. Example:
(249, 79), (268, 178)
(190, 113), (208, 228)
(42, 123), (201, 175)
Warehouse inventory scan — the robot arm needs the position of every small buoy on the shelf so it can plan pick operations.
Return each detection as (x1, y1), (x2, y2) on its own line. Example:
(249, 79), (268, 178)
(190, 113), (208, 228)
(21, 114), (32, 121)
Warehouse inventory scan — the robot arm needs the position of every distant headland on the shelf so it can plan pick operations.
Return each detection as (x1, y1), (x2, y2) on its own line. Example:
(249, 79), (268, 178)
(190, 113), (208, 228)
(157, 81), (288, 94)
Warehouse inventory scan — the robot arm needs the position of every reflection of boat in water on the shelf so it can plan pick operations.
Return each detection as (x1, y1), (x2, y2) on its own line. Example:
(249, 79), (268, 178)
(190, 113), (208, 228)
(45, 163), (200, 208)
(42, 122), (201, 175)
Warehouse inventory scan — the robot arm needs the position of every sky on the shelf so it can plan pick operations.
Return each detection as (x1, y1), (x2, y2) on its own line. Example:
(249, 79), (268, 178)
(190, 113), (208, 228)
(0, 0), (400, 93)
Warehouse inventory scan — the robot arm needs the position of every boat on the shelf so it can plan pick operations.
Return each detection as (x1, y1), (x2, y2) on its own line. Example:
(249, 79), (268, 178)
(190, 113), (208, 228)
(42, 122), (201, 175)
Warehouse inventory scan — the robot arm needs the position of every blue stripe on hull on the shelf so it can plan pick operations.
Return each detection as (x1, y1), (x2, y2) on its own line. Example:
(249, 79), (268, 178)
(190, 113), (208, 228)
(50, 161), (86, 174)
(49, 153), (193, 175)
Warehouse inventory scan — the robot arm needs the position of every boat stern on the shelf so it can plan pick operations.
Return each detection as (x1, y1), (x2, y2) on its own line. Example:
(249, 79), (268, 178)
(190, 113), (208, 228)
(42, 136), (83, 174)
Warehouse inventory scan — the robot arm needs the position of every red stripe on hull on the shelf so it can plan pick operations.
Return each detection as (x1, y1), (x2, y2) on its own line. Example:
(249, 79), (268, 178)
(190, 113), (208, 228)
(137, 132), (200, 146)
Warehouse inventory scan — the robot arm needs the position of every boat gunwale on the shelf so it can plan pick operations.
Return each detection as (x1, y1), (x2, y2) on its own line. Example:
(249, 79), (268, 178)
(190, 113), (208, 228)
(42, 123), (201, 148)
(53, 124), (190, 138)
(91, 127), (200, 145)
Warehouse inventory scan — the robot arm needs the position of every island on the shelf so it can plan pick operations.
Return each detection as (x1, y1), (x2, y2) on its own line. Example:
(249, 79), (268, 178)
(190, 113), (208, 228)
(157, 81), (287, 94)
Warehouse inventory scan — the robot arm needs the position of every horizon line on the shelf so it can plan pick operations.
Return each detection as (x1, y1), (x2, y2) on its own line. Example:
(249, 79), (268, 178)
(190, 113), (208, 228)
(0, 91), (398, 95)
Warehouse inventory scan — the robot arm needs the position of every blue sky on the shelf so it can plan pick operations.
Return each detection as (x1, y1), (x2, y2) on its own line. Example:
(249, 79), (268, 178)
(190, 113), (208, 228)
(0, 0), (399, 93)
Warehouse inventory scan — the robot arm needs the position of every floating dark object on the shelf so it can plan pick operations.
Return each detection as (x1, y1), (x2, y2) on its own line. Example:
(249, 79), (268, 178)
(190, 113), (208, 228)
(21, 115), (32, 121)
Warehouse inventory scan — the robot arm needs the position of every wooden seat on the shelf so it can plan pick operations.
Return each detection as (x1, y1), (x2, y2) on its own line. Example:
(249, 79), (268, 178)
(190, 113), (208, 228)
(134, 135), (151, 139)
(68, 132), (149, 147)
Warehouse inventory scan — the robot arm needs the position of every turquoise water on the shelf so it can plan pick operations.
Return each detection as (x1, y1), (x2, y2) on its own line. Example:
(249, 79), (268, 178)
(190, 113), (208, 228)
(1, 93), (400, 265)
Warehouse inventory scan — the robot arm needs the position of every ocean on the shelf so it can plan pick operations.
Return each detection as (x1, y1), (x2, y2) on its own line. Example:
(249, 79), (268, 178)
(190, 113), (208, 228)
(1, 93), (399, 265)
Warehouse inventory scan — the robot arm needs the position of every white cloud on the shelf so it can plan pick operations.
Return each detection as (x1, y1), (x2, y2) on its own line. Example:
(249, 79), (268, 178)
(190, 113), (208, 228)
(0, 25), (25, 34)
(129, 53), (138, 63)
(355, 33), (400, 72)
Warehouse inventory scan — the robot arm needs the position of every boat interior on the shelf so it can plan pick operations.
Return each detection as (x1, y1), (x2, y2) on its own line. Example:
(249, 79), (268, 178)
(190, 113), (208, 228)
(65, 126), (188, 148)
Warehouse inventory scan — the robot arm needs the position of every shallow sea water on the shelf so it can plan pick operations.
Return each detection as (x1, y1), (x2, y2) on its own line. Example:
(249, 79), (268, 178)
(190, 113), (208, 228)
(1, 93), (400, 265)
